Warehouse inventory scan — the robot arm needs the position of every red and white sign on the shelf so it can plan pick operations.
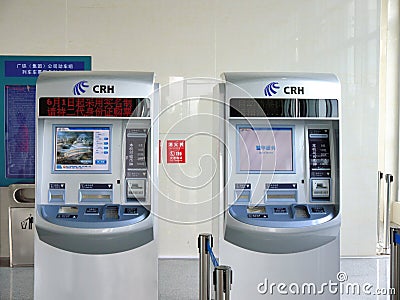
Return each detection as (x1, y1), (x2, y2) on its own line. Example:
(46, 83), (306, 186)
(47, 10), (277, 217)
(166, 140), (186, 163)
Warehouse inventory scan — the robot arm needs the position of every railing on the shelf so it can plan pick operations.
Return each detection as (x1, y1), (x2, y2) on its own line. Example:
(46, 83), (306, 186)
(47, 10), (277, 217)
(198, 233), (232, 300)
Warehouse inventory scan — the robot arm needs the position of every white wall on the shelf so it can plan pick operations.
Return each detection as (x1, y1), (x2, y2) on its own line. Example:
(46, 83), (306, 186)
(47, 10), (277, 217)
(0, 0), (380, 256)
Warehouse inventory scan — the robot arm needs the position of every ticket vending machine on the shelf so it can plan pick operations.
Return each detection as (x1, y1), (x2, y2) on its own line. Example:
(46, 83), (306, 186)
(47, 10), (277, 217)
(34, 71), (158, 300)
(219, 73), (341, 299)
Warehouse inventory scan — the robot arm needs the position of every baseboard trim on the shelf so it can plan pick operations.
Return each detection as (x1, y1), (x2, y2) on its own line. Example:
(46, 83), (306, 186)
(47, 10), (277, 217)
(0, 257), (10, 267)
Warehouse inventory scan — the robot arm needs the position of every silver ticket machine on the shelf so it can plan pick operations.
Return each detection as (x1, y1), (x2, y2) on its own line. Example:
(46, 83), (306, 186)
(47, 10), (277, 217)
(34, 71), (158, 300)
(218, 73), (341, 299)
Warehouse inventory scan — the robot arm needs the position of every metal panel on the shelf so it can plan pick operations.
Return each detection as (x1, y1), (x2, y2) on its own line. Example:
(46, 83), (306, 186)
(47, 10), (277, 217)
(9, 207), (34, 267)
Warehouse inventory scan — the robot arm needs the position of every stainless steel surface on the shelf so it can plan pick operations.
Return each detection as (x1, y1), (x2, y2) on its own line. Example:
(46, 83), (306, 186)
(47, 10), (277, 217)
(10, 184), (35, 203)
(7, 184), (35, 267)
(9, 207), (34, 267)
(198, 233), (212, 300)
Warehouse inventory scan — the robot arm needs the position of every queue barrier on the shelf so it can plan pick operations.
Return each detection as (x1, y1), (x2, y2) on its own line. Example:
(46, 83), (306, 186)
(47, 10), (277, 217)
(198, 233), (232, 300)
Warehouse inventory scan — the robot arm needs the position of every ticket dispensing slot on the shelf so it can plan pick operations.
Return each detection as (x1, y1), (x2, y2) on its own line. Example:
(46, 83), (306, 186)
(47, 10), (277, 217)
(247, 206), (267, 218)
(293, 204), (310, 219)
(103, 205), (119, 220)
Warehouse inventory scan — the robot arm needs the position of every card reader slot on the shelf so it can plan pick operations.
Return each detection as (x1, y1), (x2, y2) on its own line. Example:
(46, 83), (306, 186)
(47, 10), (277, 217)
(81, 194), (111, 199)
(48, 189), (66, 203)
(235, 190), (250, 203)
(265, 190), (297, 203)
(79, 190), (113, 203)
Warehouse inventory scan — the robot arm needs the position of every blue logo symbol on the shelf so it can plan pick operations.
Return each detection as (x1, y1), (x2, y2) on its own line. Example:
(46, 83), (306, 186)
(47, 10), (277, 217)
(256, 145), (276, 151)
(73, 80), (89, 95)
(264, 82), (280, 97)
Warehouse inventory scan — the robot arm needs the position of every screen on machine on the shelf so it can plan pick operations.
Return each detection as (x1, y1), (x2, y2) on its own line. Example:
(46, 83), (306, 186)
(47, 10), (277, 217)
(53, 126), (111, 172)
(238, 126), (293, 172)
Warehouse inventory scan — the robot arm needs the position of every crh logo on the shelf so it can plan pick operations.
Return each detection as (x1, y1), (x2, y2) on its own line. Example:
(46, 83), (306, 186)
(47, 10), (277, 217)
(264, 81), (305, 96)
(73, 81), (115, 95)
(264, 82), (280, 96)
(284, 86), (304, 95)
(73, 80), (89, 95)
(93, 84), (115, 94)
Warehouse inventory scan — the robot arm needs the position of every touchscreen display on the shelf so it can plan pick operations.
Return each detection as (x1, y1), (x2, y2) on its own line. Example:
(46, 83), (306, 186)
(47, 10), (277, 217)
(238, 126), (293, 172)
(54, 126), (111, 172)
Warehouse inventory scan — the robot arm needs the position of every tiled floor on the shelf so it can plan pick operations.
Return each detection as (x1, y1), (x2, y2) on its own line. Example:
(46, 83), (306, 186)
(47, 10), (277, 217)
(0, 266), (33, 300)
(340, 257), (390, 300)
(0, 257), (391, 299)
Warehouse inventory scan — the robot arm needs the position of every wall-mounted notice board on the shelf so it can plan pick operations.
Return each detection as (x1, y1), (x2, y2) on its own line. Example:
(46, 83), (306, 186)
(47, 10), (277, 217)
(0, 56), (92, 186)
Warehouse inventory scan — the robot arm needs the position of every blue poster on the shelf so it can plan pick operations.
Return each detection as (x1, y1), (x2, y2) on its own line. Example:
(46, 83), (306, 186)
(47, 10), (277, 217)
(0, 55), (91, 186)
(4, 61), (85, 77)
(5, 85), (36, 178)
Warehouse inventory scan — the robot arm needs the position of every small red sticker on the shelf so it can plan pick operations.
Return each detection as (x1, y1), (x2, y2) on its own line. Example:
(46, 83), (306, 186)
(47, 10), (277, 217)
(166, 140), (186, 163)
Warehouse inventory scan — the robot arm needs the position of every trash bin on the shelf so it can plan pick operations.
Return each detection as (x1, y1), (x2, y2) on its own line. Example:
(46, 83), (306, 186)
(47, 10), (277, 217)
(8, 184), (35, 267)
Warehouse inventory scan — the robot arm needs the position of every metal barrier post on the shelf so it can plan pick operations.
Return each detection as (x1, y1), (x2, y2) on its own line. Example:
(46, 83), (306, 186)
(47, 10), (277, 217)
(198, 233), (213, 300)
(213, 265), (232, 300)
(377, 171), (384, 254)
(384, 175), (394, 254)
(391, 227), (400, 300)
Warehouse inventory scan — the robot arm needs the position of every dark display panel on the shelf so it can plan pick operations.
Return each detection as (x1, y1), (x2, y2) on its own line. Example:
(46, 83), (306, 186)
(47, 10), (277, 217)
(230, 98), (338, 118)
(308, 129), (331, 177)
(125, 129), (148, 178)
(39, 98), (149, 117)
(230, 98), (295, 117)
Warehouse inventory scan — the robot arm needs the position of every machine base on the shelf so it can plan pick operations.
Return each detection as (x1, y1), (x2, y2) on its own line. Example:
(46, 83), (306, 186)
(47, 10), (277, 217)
(34, 233), (157, 300)
(220, 236), (340, 299)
